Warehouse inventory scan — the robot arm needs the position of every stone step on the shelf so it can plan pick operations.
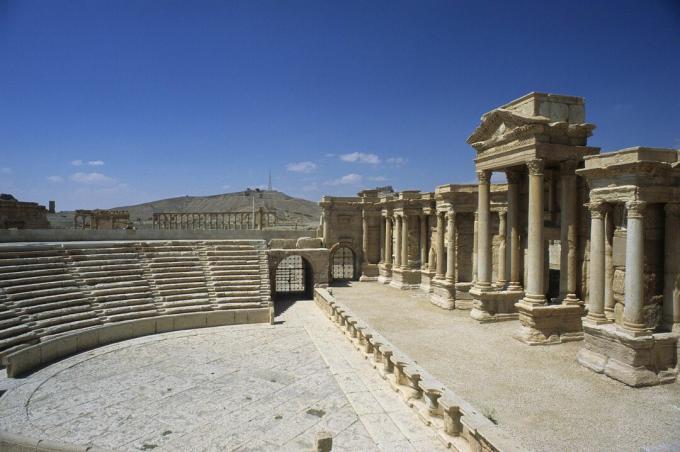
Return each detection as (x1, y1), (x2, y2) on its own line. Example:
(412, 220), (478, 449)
(154, 281), (206, 290)
(87, 280), (149, 290)
(162, 293), (210, 302)
(0, 257), (66, 266)
(11, 290), (88, 307)
(94, 297), (155, 309)
(100, 304), (158, 317)
(159, 288), (210, 298)
(0, 334), (38, 354)
(0, 274), (72, 287)
(67, 248), (138, 256)
(0, 322), (31, 339)
(209, 269), (260, 275)
(34, 311), (99, 330)
(72, 258), (141, 267)
(160, 304), (214, 315)
(93, 291), (153, 302)
(0, 267), (67, 280)
(4, 279), (79, 295)
(69, 252), (139, 261)
(214, 302), (262, 309)
(214, 290), (260, 297)
(39, 317), (102, 339)
(104, 311), (159, 323)
(214, 296), (262, 304)
(32, 304), (92, 321)
(212, 284), (260, 291)
(209, 274), (260, 281)
(146, 263), (202, 271)
(75, 263), (142, 273)
(7, 285), (81, 300)
(82, 273), (144, 284)
(151, 276), (205, 284)
(21, 298), (92, 315)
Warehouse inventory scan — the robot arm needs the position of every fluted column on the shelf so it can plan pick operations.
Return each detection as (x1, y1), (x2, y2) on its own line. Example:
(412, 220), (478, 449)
(446, 211), (456, 283)
(560, 160), (580, 304)
(663, 203), (680, 330)
(379, 215), (386, 264)
(622, 201), (647, 335)
(505, 171), (522, 290)
(476, 170), (492, 289)
(604, 208), (615, 319)
(420, 215), (427, 269)
(394, 215), (402, 268)
(497, 209), (507, 287)
(435, 212), (445, 278)
(362, 211), (369, 265)
(385, 216), (393, 265)
(586, 201), (608, 324)
(401, 214), (409, 269)
(524, 159), (546, 304)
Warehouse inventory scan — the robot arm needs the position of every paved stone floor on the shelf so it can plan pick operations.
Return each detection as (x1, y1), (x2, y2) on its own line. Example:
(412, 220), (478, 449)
(332, 282), (680, 452)
(0, 299), (447, 451)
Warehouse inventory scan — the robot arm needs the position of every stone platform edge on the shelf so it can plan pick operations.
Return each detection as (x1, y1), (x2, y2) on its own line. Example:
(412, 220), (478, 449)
(2, 308), (271, 378)
(314, 287), (523, 452)
(0, 429), (111, 452)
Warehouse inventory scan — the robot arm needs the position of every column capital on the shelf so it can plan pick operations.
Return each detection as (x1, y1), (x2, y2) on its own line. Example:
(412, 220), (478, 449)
(477, 170), (492, 184)
(497, 207), (507, 219)
(664, 202), (680, 216)
(560, 159), (579, 175)
(526, 159), (544, 176)
(505, 170), (522, 185)
(587, 200), (609, 219)
(446, 211), (456, 221)
(626, 200), (646, 218)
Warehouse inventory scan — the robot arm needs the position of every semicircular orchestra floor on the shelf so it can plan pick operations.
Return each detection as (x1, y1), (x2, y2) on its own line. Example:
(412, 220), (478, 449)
(0, 300), (447, 452)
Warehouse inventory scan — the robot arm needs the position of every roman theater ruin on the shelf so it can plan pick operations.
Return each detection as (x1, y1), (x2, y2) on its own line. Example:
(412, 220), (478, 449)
(1, 92), (679, 451)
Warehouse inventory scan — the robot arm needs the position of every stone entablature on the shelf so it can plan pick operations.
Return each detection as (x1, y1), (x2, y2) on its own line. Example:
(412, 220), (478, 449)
(576, 147), (680, 386)
(0, 194), (49, 229)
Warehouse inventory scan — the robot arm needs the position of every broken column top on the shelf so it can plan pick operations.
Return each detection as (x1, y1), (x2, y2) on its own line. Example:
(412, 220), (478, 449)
(500, 92), (586, 124)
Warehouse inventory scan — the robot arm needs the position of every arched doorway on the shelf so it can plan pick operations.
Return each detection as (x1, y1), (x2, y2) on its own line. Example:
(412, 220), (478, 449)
(331, 246), (355, 281)
(274, 255), (314, 302)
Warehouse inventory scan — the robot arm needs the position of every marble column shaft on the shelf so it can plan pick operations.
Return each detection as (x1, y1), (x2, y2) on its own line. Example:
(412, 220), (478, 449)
(623, 201), (647, 334)
(506, 171), (521, 290)
(587, 201), (608, 323)
(379, 215), (386, 264)
(385, 216), (393, 265)
(525, 159), (546, 303)
(436, 212), (445, 278)
(420, 215), (427, 269)
(446, 212), (456, 282)
(497, 209), (507, 287)
(394, 215), (401, 268)
(401, 214), (409, 269)
(559, 162), (579, 303)
(476, 170), (492, 288)
(362, 212), (369, 264)
(604, 209), (615, 319)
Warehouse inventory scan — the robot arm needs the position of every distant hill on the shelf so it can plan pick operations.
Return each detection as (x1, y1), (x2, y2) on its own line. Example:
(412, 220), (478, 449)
(48, 190), (321, 229)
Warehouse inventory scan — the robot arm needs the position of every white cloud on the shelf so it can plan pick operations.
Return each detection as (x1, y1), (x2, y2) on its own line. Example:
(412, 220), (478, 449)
(70, 172), (116, 185)
(88, 160), (104, 166)
(286, 161), (317, 173)
(0, 167), (11, 174)
(367, 175), (388, 182)
(340, 152), (381, 164)
(71, 159), (83, 166)
(47, 175), (64, 183)
(387, 157), (406, 166)
(325, 173), (362, 186)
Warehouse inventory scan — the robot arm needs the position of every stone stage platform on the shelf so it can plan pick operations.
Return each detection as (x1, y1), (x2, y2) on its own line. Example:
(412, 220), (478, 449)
(332, 282), (680, 452)
(0, 300), (446, 452)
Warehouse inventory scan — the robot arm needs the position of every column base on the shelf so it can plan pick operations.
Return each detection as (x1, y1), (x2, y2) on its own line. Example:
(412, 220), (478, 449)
(419, 269), (435, 294)
(360, 263), (379, 281)
(514, 301), (584, 345)
(469, 287), (522, 323)
(428, 278), (455, 310)
(377, 263), (392, 284)
(577, 323), (678, 387)
(454, 282), (473, 309)
(389, 267), (422, 290)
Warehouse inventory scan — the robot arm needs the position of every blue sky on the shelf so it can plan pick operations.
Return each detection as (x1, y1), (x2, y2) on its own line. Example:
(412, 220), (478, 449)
(1, 0), (679, 210)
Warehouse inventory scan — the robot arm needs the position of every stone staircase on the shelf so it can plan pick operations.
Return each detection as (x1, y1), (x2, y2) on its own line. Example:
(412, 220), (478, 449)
(0, 240), (272, 363)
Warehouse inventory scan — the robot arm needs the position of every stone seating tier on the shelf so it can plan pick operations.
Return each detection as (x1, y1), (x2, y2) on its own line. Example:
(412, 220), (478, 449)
(0, 240), (272, 365)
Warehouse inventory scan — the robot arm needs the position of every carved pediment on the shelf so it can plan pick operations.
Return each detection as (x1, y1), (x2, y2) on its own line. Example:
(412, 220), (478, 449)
(467, 109), (550, 151)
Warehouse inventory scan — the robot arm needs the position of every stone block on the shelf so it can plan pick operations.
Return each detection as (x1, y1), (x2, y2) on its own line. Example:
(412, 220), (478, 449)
(173, 313), (207, 330)
(98, 323), (131, 346)
(41, 335), (77, 366)
(246, 308), (270, 324)
(234, 309), (249, 324)
(206, 310), (236, 327)
(130, 318), (157, 338)
(296, 237), (323, 249)
(5, 345), (41, 378)
(75, 329), (100, 352)
(155, 316), (174, 334)
(269, 239), (296, 249)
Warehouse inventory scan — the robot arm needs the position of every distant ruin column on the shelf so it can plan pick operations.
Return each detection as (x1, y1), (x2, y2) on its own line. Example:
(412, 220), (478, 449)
(664, 203), (680, 331)
(401, 214), (409, 269)
(420, 215), (427, 269)
(362, 211), (369, 264)
(475, 170), (492, 289)
(428, 214), (436, 272)
(586, 201), (608, 324)
(435, 212), (445, 278)
(394, 215), (402, 268)
(385, 216), (393, 265)
(604, 208), (615, 319)
(379, 215), (386, 264)
(446, 211), (456, 283)
(622, 201), (647, 335)
(323, 210), (331, 246)
(560, 160), (579, 304)
(524, 159), (546, 304)
(497, 209), (507, 287)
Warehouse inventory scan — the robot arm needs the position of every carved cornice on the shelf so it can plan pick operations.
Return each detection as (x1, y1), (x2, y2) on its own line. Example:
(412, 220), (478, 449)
(477, 170), (492, 184)
(526, 159), (544, 176)
(626, 200), (646, 218)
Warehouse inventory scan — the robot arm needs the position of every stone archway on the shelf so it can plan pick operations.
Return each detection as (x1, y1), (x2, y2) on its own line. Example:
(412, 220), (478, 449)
(273, 254), (314, 301)
(329, 242), (359, 283)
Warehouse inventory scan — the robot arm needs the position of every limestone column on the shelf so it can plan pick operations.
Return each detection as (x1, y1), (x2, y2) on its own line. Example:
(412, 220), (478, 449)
(401, 214), (409, 269)
(586, 201), (608, 323)
(394, 215), (402, 268)
(472, 212), (478, 283)
(524, 159), (546, 304)
(322, 210), (331, 246)
(446, 211), (456, 283)
(506, 171), (521, 290)
(559, 160), (579, 303)
(379, 215), (386, 264)
(385, 216), (393, 266)
(420, 215), (427, 269)
(475, 170), (492, 289)
(362, 211), (369, 265)
(622, 201), (647, 334)
(428, 214), (436, 272)
(497, 209), (507, 287)
(604, 209), (615, 319)
(436, 212), (445, 278)
(663, 203), (680, 330)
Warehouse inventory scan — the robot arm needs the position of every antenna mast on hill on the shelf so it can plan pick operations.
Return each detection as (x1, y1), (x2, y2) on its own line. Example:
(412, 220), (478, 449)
(268, 171), (272, 191)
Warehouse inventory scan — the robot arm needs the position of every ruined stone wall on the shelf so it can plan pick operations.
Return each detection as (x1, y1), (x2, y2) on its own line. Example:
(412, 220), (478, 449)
(0, 199), (49, 229)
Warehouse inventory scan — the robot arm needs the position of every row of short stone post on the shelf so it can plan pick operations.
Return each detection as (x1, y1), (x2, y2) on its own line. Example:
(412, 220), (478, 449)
(315, 289), (520, 451)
